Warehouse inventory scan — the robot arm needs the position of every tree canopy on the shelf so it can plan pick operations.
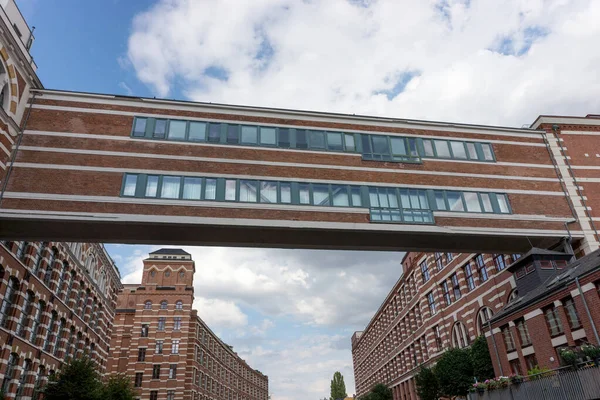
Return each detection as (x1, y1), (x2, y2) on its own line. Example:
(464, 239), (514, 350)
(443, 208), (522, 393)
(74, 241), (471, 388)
(360, 383), (392, 400)
(330, 371), (348, 400)
(434, 348), (474, 397)
(471, 335), (495, 381)
(414, 365), (439, 400)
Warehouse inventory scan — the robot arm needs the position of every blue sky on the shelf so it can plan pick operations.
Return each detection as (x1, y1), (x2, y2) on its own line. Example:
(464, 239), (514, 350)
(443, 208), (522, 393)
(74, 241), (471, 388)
(18, 0), (600, 399)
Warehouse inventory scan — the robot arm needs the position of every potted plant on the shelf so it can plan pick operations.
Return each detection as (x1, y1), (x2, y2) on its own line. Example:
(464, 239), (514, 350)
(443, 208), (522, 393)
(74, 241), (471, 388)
(496, 376), (510, 389)
(472, 382), (486, 394)
(581, 344), (600, 364)
(559, 348), (580, 369)
(510, 374), (524, 384)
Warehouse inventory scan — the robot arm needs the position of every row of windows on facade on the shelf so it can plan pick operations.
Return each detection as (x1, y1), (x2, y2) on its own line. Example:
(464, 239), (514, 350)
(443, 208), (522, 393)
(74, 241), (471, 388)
(188, 392), (267, 400)
(149, 269), (186, 279)
(132, 117), (497, 163)
(1, 353), (67, 400)
(144, 300), (184, 310)
(122, 174), (512, 224)
(190, 367), (266, 400)
(193, 346), (264, 392)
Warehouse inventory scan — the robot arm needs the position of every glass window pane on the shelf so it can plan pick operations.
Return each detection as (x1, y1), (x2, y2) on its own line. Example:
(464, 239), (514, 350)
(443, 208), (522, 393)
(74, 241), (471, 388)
(309, 131), (325, 149)
(464, 192), (482, 212)
(369, 189), (379, 207)
(260, 127), (276, 145)
(350, 187), (362, 206)
(331, 185), (349, 206)
(241, 126), (258, 144)
(344, 134), (355, 151)
(278, 128), (290, 148)
(418, 191), (429, 209)
(299, 184), (310, 204)
(497, 194), (510, 213)
(239, 180), (257, 202)
(225, 180), (237, 201)
(372, 136), (390, 155)
(466, 143), (478, 159)
(204, 179), (217, 200)
(361, 135), (371, 153)
(480, 193), (493, 212)
(161, 177), (181, 199)
(327, 132), (343, 151)
(168, 120), (187, 140)
(133, 118), (147, 137)
(434, 140), (451, 158)
(280, 182), (291, 203)
(259, 181), (277, 203)
(183, 178), (202, 200)
(423, 139), (434, 157)
(390, 137), (407, 156)
(447, 192), (465, 211)
(123, 174), (137, 196)
(154, 119), (167, 139)
(189, 122), (206, 141)
(313, 184), (330, 206)
(378, 190), (390, 208)
(227, 125), (240, 144)
(399, 189), (410, 209)
(408, 138), (418, 157)
(387, 189), (399, 208)
(146, 176), (159, 197)
(434, 191), (446, 210)
(481, 144), (494, 161)
(296, 130), (308, 149)
(450, 141), (467, 159)
(208, 123), (221, 143)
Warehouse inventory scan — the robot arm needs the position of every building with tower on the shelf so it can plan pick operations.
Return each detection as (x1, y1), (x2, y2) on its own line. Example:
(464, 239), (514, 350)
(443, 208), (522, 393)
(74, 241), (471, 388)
(108, 248), (269, 400)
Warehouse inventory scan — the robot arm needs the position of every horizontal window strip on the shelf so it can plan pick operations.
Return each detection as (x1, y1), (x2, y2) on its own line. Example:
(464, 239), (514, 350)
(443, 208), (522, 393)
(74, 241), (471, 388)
(130, 116), (497, 163)
(120, 173), (513, 223)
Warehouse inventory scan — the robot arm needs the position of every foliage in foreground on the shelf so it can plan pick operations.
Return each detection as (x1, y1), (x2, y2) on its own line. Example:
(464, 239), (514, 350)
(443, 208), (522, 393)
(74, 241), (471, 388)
(471, 335), (495, 381)
(434, 347), (474, 398)
(414, 366), (439, 400)
(360, 383), (392, 400)
(330, 371), (348, 400)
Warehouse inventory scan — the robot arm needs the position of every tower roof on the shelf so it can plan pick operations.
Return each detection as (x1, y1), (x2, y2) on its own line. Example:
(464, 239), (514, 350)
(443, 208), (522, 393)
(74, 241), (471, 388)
(149, 248), (191, 256)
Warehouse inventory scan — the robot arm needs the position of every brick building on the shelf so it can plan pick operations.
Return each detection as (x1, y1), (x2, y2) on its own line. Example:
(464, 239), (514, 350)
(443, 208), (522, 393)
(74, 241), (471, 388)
(108, 248), (269, 400)
(487, 248), (600, 376)
(0, 240), (122, 399)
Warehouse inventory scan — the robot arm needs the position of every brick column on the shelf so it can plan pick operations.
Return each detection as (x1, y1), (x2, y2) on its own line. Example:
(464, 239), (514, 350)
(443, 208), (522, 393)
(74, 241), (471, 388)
(573, 284), (600, 345)
(526, 310), (560, 370)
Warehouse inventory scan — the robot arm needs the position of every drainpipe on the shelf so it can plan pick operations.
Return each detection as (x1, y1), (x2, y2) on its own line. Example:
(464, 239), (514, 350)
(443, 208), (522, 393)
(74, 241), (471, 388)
(575, 277), (600, 345)
(487, 319), (503, 376)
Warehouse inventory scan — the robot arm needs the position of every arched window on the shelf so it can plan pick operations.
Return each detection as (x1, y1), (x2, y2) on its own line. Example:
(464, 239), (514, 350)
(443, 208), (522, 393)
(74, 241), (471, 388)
(57, 262), (69, 293)
(1, 353), (18, 393)
(16, 290), (35, 338)
(33, 365), (46, 399)
(30, 300), (45, 343)
(476, 307), (494, 335)
(144, 301), (152, 310)
(16, 241), (28, 261)
(160, 300), (168, 310)
(176, 301), (183, 310)
(65, 327), (76, 361)
(0, 277), (19, 328)
(43, 311), (58, 351)
(508, 289), (518, 304)
(452, 321), (470, 349)
(16, 358), (32, 398)
(43, 247), (57, 286)
(53, 318), (66, 355)
(85, 255), (96, 277)
(65, 271), (76, 301)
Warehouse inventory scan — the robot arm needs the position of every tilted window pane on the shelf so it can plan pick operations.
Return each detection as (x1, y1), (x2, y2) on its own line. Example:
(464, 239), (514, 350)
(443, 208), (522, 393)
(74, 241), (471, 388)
(146, 176), (159, 197)
(399, 190), (410, 209)
(259, 182), (277, 203)
(409, 190), (420, 209)
(260, 127), (276, 145)
(466, 143), (478, 159)
(361, 134), (371, 153)
(331, 185), (349, 206)
(350, 187), (362, 206)
(447, 192), (464, 211)
(408, 138), (418, 156)
(278, 128), (290, 148)
(204, 179), (217, 200)
(481, 143), (494, 160)
(464, 192), (482, 212)
(344, 134), (355, 151)
(299, 184), (310, 204)
(189, 122), (207, 141)
(434, 191), (446, 210)
(387, 189), (399, 208)
(168, 120), (187, 140)
(225, 180), (237, 201)
(239, 180), (258, 202)
(309, 131), (326, 149)
(296, 130), (308, 149)
(227, 125), (240, 144)
(313, 184), (330, 206)
(183, 178), (202, 200)
(133, 118), (147, 137)
(327, 132), (343, 151)
(154, 119), (167, 138)
(418, 191), (429, 209)
(450, 141), (467, 159)
(480, 193), (493, 212)
(497, 194), (510, 213)
(123, 175), (138, 196)
(241, 126), (258, 144)
(377, 189), (389, 208)
(372, 136), (390, 155)
(390, 137), (407, 156)
(161, 177), (181, 199)
(280, 182), (291, 203)
(423, 140), (435, 157)
(208, 123), (221, 143)
(369, 189), (380, 207)
(434, 140), (451, 157)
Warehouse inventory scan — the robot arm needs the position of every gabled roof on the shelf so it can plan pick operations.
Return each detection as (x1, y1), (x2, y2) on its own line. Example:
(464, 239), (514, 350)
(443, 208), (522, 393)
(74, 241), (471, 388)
(506, 247), (570, 272)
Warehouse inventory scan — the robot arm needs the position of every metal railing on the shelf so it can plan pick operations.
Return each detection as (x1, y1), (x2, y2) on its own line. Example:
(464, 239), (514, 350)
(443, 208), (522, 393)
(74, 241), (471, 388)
(369, 208), (434, 224)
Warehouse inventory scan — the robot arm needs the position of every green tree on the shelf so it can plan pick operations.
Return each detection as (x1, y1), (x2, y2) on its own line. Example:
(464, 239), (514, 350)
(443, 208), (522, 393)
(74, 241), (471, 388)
(471, 335), (495, 381)
(330, 371), (348, 400)
(101, 374), (138, 400)
(434, 348), (474, 398)
(361, 384), (392, 400)
(43, 357), (103, 400)
(414, 366), (439, 400)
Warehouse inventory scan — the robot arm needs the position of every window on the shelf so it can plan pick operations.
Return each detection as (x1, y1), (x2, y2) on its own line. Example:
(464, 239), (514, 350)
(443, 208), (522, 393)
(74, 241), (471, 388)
(138, 348), (146, 362)
(150, 391), (158, 400)
(544, 306), (564, 336)
(141, 324), (149, 337)
(480, 193), (493, 213)
(123, 174), (138, 196)
(0, 277), (18, 327)
(161, 176), (181, 199)
(477, 307), (493, 335)
(183, 178), (202, 200)
(168, 120), (187, 140)
(441, 281), (451, 306)
(434, 140), (451, 158)
(446, 252), (453, 261)
(516, 319), (531, 346)
(508, 289), (518, 303)
(420, 261), (430, 283)
(1, 353), (18, 393)
(452, 322), (469, 348)
(156, 340), (164, 354)
(16, 359), (31, 398)
(169, 364), (177, 379)
(172, 340), (180, 354)
(174, 317), (182, 331)
(481, 143), (494, 161)
(158, 317), (166, 331)
(208, 123), (221, 142)
(524, 354), (538, 370)
(446, 192), (464, 211)
(153, 119), (167, 138)
(167, 391), (175, 400)
(152, 365), (160, 379)
(434, 252), (444, 271)
(241, 126), (258, 144)
(146, 175), (160, 198)
(144, 301), (152, 310)
(134, 373), (143, 387)
(132, 118), (147, 137)
(189, 122), (207, 141)
(434, 326), (443, 350)
(240, 180), (258, 202)
(475, 254), (488, 282)
(451, 273), (461, 300)
(510, 360), (523, 375)
(176, 300), (183, 310)
(497, 194), (510, 213)
(16, 290), (34, 337)
(563, 298), (581, 329)
(502, 325), (516, 351)
(161, 301), (168, 309)
(227, 125), (240, 144)
(494, 254), (506, 271)
(260, 127), (276, 145)
(554, 260), (567, 269)
(427, 292), (436, 315)
(525, 263), (535, 274)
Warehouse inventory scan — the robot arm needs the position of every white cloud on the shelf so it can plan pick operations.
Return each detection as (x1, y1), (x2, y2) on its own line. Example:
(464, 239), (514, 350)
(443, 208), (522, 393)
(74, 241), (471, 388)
(193, 297), (249, 329)
(118, 81), (133, 95)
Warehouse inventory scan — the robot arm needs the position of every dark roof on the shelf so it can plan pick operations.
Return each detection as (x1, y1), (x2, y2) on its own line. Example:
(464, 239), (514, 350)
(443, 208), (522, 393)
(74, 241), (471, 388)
(149, 248), (190, 256)
(506, 247), (571, 272)
(492, 249), (600, 322)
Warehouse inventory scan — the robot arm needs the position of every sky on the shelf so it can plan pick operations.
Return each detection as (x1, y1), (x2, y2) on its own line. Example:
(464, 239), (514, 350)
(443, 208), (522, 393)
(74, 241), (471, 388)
(16, 0), (600, 399)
